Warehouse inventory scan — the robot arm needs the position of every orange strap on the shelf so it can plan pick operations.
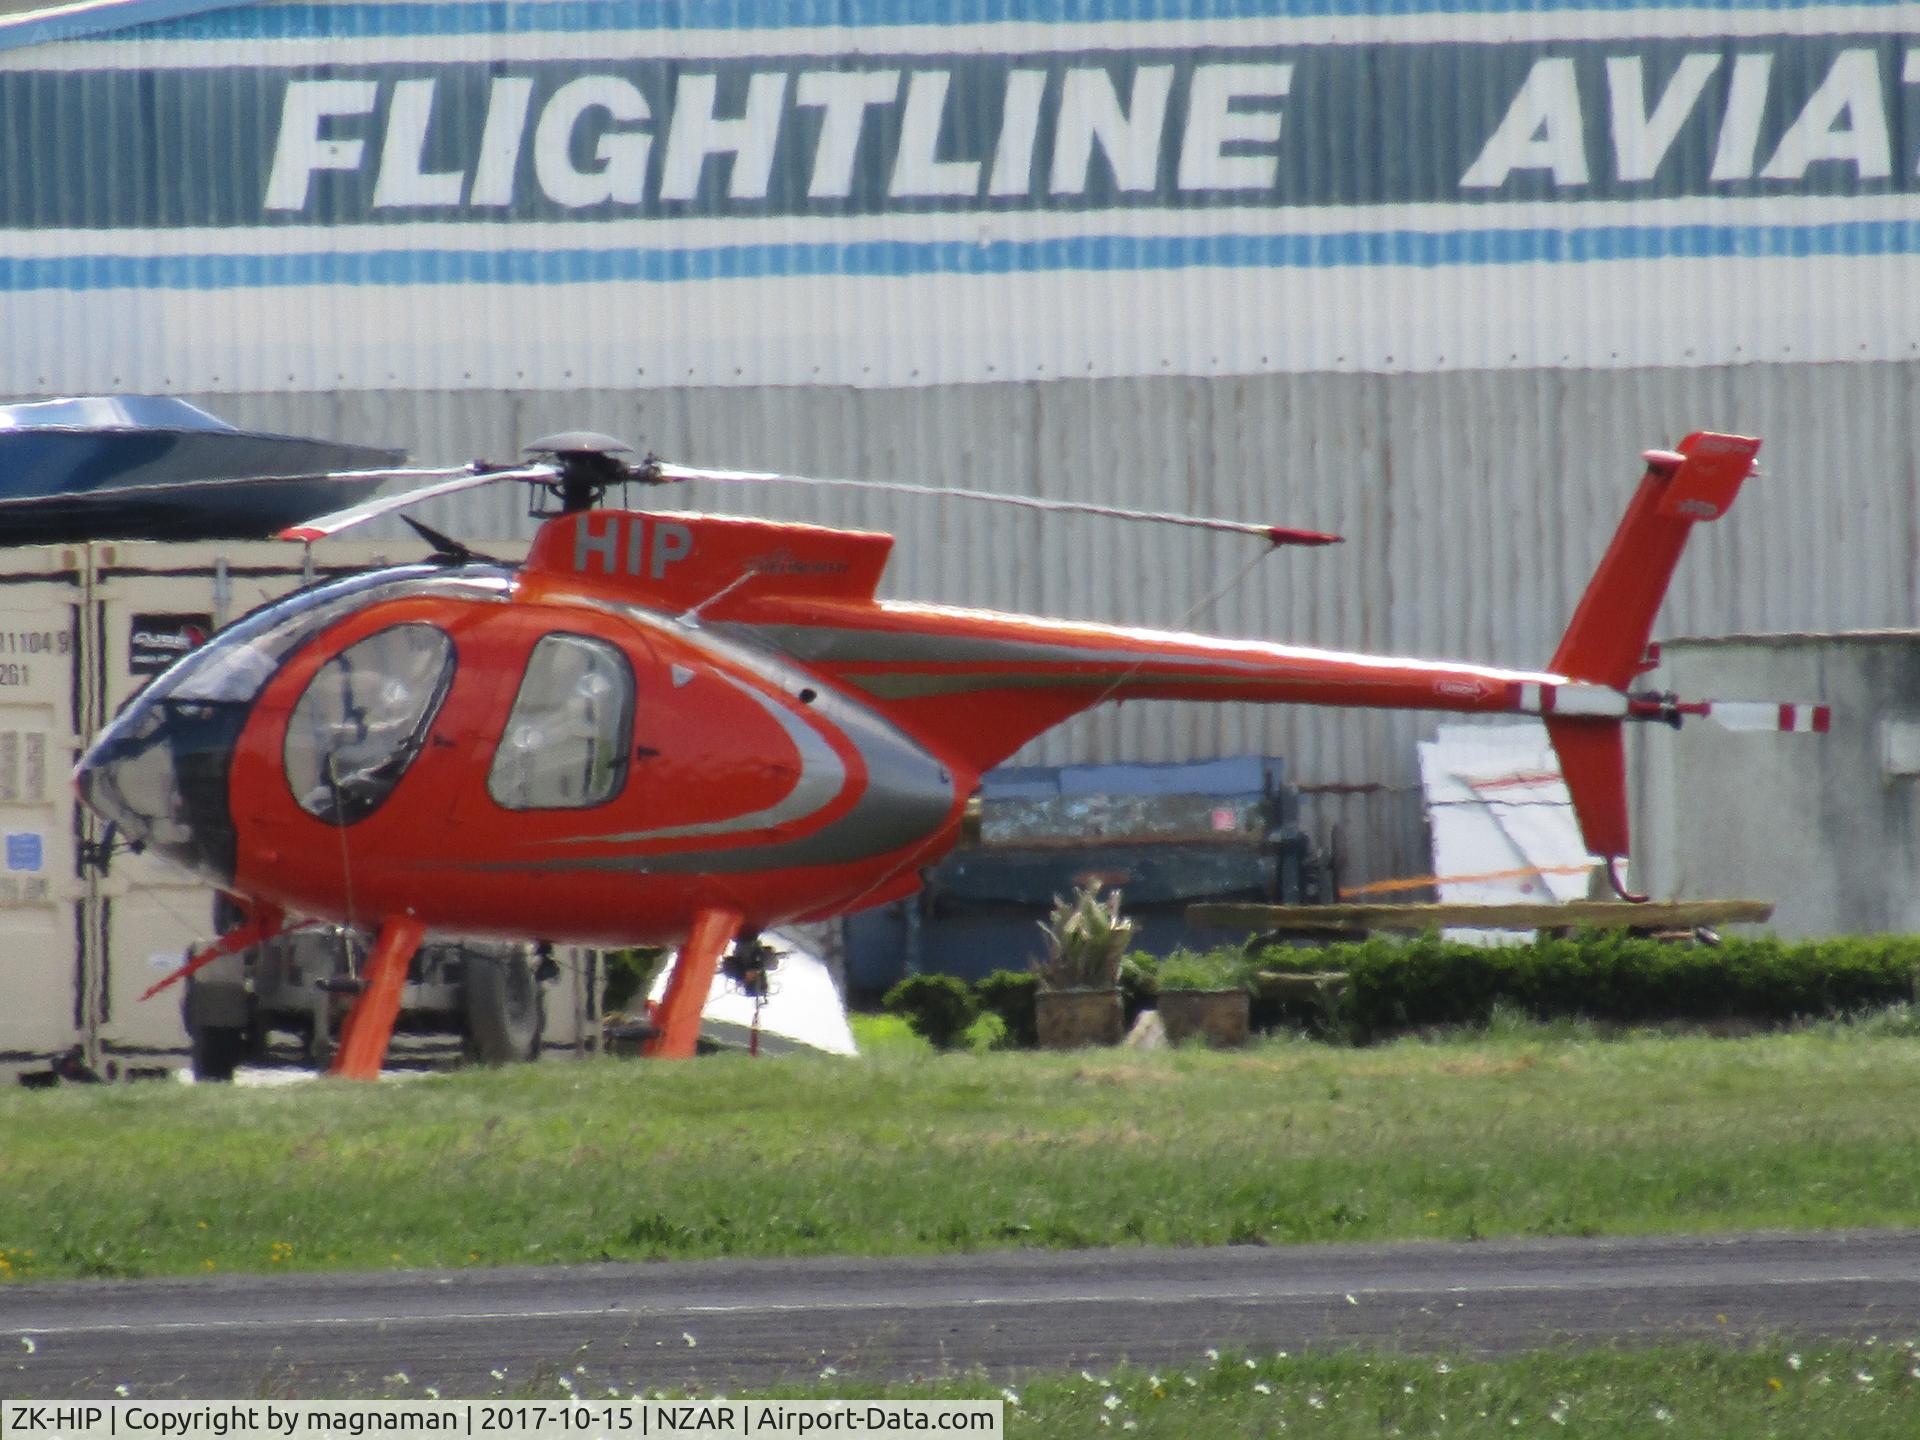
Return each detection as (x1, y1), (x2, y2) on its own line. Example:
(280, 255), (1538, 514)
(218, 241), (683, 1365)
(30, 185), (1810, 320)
(1343, 863), (1593, 898)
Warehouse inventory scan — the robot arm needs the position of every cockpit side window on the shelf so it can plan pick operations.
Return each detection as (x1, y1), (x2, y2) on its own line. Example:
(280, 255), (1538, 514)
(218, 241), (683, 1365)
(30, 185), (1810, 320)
(488, 633), (634, 810)
(285, 623), (455, 826)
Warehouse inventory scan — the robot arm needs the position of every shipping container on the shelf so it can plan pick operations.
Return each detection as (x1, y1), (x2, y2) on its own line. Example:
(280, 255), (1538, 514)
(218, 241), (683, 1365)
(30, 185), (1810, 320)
(0, 536), (603, 1080)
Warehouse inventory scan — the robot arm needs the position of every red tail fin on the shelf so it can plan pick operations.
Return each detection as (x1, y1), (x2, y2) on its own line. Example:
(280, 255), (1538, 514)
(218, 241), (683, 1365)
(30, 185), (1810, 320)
(1550, 432), (1759, 690)
(1546, 432), (1759, 861)
(1546, 716), (1629, 860)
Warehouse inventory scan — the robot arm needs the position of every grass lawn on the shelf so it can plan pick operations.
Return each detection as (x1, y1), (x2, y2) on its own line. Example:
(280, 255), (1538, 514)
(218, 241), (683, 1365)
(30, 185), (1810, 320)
(341, 1343), (1920, 1435)
(3, 1018), (1920, 1281)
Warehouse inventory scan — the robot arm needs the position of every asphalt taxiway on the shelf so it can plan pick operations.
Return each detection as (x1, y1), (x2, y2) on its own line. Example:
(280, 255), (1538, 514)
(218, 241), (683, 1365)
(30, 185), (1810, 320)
(5, 1230), (1918, 1397)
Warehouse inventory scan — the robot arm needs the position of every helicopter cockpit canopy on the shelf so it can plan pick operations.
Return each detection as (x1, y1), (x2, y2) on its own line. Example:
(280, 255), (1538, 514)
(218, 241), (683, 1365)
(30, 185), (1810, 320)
(76, 564), (511, 882)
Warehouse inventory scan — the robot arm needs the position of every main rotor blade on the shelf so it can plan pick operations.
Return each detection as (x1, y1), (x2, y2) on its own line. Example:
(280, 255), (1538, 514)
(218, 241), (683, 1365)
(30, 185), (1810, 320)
(0, 464), (453, 512)
(278, 463), (558, 541)
(651, 462), (1341, 547)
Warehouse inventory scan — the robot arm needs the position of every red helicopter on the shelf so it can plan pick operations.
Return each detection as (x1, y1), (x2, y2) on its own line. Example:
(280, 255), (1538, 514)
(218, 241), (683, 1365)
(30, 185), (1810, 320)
(73, 429), (1827, 1078)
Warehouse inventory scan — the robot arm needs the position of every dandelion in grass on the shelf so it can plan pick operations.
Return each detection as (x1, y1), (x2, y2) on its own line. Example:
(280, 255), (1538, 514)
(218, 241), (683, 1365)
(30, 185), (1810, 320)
(1768, 1379), (1783, 1392)
(1254, 1382), (1273, 1395)
(1307, 1393), (1326, 1411)
(387, 1373), (410, 1387)
(1856, 1371), (1874, 1385)
(1103, 1394), (1121, 1411)
(819, 1367), (837, 1379)
(115, 1387), (129, 1398)
(1182, 1376), (1199, 1389)
(1550, 1399), (1569, 1425)
(425, 1389), (440, 1401)
(19, 1337), (34, 1354)
(557, 1376), (574, 1393)
(490, 1369), (506, 1381)
(683, 1333), (698, 1348)
(1000, 1390), (1020, 1408)
(1243, 1358), (1256, 1369)
(1653, 1406), (1673, 1423)
(575, 1364), (588, 1375)
(1434, 1361), (1451, 1374)
(1787, 1354), (1802, 1370)
(1205, 1349), (1220, 1362)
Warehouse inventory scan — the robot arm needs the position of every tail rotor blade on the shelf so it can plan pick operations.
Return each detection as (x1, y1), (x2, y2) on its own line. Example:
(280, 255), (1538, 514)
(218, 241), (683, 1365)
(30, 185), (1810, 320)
(1700, 701), (1832, 733)
(650, 461), (1340, 547)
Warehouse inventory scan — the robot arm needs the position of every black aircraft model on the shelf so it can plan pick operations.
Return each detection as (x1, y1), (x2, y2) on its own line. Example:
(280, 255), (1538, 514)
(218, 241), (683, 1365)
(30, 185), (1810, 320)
(0, 395), (403, 544)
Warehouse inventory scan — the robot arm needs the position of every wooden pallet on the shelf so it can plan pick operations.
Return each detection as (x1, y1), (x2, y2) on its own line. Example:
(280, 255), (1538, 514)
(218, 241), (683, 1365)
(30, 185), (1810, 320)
(1188, 899), (1774, 934)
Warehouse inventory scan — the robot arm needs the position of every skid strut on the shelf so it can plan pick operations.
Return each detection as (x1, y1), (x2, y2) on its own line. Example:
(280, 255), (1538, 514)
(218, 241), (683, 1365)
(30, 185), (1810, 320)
(328, 916), (426, 1080)
(645, 906), (744, 1059)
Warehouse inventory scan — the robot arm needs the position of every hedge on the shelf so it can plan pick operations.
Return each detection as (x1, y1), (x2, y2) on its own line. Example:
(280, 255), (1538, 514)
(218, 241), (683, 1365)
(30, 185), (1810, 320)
(1251, 931), (1920, 1041)
(877, 933), (1920, 1048)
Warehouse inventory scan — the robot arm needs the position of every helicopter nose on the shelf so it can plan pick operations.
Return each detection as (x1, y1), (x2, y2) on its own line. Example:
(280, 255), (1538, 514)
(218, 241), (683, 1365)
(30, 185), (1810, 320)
(75, 695), (245, 884)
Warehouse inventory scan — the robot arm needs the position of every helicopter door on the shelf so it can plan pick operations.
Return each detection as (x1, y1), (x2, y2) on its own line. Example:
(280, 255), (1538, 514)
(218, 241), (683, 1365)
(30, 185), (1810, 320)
(282, 622), (458, 827)
(487, 633), (636, 812)
(445, 609), (658, 839)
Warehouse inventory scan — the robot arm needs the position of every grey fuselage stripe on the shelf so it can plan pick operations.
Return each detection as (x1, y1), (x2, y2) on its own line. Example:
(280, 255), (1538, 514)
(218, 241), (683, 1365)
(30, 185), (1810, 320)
(456, 595), (956, 876)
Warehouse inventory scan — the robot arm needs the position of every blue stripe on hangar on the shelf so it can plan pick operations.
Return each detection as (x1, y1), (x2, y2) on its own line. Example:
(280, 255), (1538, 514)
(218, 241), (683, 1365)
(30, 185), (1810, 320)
(77, 0), (1920, 45)
(5, 220), (1917, 293)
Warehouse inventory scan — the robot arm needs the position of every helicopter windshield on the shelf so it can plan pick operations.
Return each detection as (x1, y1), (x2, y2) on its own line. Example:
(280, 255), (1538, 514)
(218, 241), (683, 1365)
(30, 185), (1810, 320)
(285, 623), (456, 826)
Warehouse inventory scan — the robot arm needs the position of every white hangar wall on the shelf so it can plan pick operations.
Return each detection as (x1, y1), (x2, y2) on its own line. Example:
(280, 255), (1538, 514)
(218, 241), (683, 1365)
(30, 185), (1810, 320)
(6, 0), (1920, 879)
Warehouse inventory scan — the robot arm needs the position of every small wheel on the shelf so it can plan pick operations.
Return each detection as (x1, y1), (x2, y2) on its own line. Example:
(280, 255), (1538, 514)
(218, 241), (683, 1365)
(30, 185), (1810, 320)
(462, 947), (544, 1065)
(190, 1024), (249, 1082)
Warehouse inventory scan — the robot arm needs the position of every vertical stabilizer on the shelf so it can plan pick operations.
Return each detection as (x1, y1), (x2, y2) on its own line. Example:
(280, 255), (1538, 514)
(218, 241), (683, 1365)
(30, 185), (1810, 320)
(1549, 433), (1759, 690)
(1545, 432), (1759, 861)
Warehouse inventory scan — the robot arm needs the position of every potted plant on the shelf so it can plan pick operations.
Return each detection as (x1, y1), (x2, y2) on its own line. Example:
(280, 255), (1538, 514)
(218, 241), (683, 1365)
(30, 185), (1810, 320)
(1031, 883), (1134, 1048)
(1153, 947), (1253, 1048)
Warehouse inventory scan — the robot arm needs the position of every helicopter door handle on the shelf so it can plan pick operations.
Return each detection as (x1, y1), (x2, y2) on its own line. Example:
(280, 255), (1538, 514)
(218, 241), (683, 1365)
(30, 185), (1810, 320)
(430, 734), (457, 749)
(634, 745), (661, 761)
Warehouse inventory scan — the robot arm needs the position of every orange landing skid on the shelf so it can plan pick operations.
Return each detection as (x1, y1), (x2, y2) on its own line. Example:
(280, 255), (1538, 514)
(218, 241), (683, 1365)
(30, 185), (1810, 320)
(645, 906), (744, 1059)
(328, 916), (426, 1080)
(139, 902), (289, 1002)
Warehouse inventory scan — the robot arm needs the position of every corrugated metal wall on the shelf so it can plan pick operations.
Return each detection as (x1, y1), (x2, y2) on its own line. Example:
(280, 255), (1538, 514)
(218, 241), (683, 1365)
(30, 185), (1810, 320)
(191, 363), (1920, 881)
